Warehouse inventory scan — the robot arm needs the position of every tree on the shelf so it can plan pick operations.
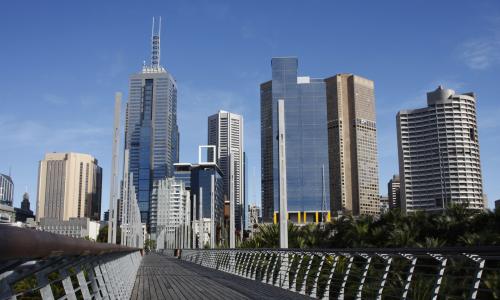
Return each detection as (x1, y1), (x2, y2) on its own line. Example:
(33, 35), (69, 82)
(97, 225), (108, 243)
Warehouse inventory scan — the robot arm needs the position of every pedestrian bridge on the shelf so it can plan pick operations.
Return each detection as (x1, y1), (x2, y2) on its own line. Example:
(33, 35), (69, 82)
(1, 226), (499, 299)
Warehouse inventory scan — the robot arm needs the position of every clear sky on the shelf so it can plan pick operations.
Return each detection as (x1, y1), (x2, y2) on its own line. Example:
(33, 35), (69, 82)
(1, 1), (500, 214)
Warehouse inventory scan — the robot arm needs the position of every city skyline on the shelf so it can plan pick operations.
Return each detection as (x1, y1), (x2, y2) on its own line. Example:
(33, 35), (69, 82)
(2, 1), (500, 213)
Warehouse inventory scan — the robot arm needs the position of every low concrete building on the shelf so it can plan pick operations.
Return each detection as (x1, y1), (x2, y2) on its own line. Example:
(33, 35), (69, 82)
(39, 217), (100, 240)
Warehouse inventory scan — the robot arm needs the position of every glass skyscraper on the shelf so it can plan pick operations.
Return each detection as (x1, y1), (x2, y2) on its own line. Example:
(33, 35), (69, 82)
(124, 20), (179, 228)
(261, 57), (330, 223)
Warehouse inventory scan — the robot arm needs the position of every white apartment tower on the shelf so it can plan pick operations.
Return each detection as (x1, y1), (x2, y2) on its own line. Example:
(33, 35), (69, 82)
(153, 177), (190, 249)
(208, 111), (244, 231)
(397, 86), (484, 212)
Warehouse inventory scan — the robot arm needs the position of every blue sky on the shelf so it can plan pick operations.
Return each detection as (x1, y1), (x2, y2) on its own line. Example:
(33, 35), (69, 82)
(1, 0), (500, 213)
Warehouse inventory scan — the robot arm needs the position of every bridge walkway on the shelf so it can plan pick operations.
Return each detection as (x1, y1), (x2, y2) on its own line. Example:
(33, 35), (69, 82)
(131, 252), (309, 300)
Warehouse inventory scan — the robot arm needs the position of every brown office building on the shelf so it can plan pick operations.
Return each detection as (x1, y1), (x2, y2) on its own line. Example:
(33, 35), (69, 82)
(36, 152), (102, 221)
(325, 74), (380, 215)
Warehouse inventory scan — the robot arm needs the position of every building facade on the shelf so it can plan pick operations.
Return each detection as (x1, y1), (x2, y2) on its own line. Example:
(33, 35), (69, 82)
(397, 86), (484, 212)
(0, 173), (14, 206)
(124, 20), (179, 229)
(36, 152), (102, 221)
(207, 111), (244, 231)
(174, 162), (224, 247)
(0, 204), (15, 223)
(261, 57), (330, 223)
(325, 74), (380, 215)
(15, 192), (35, 222)
(379, 195), (389, 214)
(39, 217), (100, 240)
(248, 204), (260, 229)
(152, 177), (190, 244)
(388, 175), (401, 209)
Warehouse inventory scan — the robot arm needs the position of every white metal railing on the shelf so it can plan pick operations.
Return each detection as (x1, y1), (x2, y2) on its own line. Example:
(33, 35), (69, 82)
(172, 247), (500, 299)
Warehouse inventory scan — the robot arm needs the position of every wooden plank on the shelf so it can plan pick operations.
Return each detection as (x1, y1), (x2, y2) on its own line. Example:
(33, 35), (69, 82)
(133, 253), (310, 300)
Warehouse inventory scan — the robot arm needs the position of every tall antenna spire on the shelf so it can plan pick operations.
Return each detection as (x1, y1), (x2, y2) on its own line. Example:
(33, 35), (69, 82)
(151, 16), (161, 68)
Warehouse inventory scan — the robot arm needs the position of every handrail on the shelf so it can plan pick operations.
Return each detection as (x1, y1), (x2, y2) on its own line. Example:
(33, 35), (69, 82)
(0, 225), (139, 261)
(174, 247), (500, 299)
(173, 246), (500, 254)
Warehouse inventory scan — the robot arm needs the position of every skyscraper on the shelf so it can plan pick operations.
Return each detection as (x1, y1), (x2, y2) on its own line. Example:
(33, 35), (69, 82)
(0, 173), (14, 206)
(387, 175), (401, 209)
(207, 111), (244, 231)
(261, 57), (330, 223)
(397, 86), (484, 212)
(124, 18), (179, 229)
(325, 74), (380, 216)
(36, 152), (102, 221)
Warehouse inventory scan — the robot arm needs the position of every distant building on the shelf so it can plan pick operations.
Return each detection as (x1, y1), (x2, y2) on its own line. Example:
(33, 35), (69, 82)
(39, 217), (101, 240)
(208, 111), (245, 233)
(380, 196), (389, 214)
(495, 199), (500, 211)
(248, 204), (260, 229)
(261, 57), (330, 224)
(388, 175), (401, 209)
(174, 162), (224, 247)
(124, 19), (179, 230)
(36, 152), (102, 221)
(0, 173), (14, 206)
(325, 74), (380, 216)
(397, 86), (484, 212)
(15, 192), (34, 222)
(0, 204), (15, 223)
(152, 177), (190, 247)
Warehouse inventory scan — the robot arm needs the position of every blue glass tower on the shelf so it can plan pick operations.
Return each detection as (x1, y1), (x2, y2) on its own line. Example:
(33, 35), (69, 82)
(124, 19), (179, 229)
(261, 57), (330, 223)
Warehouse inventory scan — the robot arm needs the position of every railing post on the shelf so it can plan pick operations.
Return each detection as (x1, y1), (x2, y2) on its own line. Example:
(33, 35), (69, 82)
(270, 251), (282, 286)
(356, 253), (372, 299)
(253, 252), (265, 280)
(36, 271), (55, 300)
(242, 252), (252, 277)
(290, 253), (305, 291)
(299, 253), (314, 295)
(230, 250), (237, 275)
(247, 251), (257, 278)
(236, 252), (245, 276)
(338, 254), (354, 300)
(429, 253), (447, 300)
(400, 253), (417, 300)
(93, 261), (109, 299)
(280, 252), (293, 289)
(75, 266), (92, 300)
(322, 254), (339, 300)
(262, 252), (274, 284)
(311, 254), (327, 298)
(464, 253), (485, 300)
(277, 252), (287, 288)
(376, 253), (392, 300)
(60, 268), (77, 300)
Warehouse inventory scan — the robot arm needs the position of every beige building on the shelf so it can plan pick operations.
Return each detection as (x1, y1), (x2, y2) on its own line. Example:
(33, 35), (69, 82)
(36, 152), (102, 221)
(325, 74), (380, 215)
(208, 111), (244, 232)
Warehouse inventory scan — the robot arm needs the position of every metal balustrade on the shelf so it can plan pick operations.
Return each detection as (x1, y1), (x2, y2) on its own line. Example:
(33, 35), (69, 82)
(177, 247), (500, 299)
(0, 226), (142, 300)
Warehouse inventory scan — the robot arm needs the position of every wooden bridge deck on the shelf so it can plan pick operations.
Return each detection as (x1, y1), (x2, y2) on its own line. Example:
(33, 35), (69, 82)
(131, 253), (309, 300)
